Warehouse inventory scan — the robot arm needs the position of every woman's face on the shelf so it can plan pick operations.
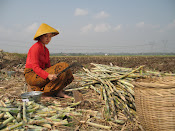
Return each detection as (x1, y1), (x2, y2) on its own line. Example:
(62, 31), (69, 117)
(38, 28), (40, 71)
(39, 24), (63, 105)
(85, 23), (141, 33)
(39, 33), (53, 45)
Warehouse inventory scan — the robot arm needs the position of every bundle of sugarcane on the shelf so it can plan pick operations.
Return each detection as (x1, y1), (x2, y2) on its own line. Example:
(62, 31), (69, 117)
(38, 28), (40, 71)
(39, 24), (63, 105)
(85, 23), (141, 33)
(0, 98), (81, 130)
(69, 63), (175, 122)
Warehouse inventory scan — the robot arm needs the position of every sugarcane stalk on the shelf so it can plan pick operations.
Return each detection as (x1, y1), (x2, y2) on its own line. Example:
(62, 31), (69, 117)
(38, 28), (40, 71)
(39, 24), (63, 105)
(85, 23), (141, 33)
(49, 118), (62, 122)
(27, 105), (40, 113)
(52, 119), (68, 125)
(164, 73), (175, 76)
(76, 109), (98, 116)
(6, 112), (18, 124)
(140, 69), (143, 75)
(89, 85), (101, 94)
(126, 93), (135, 110)
(0, 112), (4, 119)
(100, 84), (104, 100)
(83, 67), (102, 82)
(117, 82), (127, 92)
(106, 80), (114, 93)
(66, 112), (82, 116)
(91, 63), (111, 76)
(28, 119), (48, 125)
(26, 125), (47, 130)
(68, 101), (81, 108)
(115, 96), (133, 120)
(0, 101), (19, 124)
(0, 100), (6, 107)
(41, 124), (52, 129)
(110, 65), (145, 81)
(29, 115), (43, 120)
(65, 86), (88, 91)
(36, 113), (54, 117)
(119, 79), (134, 88)
(109, 81), (127, 102)
(80, 120), (111, 130)
(82, 81), (100, 87)
(115, 119), (125, 125)
(119, 82), (135, 96)
(5, 121), (24, 130)
(35, 110), (56, 114)
(23, 102), (27, 123)
(113, 97), (123, 111)
(48, 106), (74, 113)
(125, 92), (134, 104)
(102, 80), (116, 116)
(16, 113), (21, 123)
(102, 86), (110, 115)
(16, 105), (22, 122)
(27, 101), (45, 109)
(0, 107), (20, 114)
(0, 116), (14, 129)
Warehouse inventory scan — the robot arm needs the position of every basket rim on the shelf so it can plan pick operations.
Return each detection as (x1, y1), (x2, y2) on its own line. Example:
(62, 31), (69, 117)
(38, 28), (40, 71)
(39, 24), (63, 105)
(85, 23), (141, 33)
(133, 81), (175, 89)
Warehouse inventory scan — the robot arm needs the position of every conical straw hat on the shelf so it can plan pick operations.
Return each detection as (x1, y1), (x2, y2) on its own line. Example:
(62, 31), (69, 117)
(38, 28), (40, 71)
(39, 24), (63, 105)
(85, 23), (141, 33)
(33, 23), (59, 40)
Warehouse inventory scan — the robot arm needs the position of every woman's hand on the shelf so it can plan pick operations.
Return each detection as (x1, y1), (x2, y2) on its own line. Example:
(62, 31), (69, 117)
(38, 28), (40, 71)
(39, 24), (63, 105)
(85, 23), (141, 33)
(48, 74), (58, 81)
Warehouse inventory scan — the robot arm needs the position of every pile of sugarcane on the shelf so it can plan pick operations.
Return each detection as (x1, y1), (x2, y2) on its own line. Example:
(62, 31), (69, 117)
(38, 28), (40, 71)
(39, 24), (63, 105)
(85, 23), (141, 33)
(0, 98), (81, 130)
(69, 63), (175, 122)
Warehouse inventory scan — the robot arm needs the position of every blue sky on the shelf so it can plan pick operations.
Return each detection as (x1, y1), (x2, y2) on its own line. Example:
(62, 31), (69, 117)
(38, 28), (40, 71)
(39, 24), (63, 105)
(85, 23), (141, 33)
(0, 0), (175, 53)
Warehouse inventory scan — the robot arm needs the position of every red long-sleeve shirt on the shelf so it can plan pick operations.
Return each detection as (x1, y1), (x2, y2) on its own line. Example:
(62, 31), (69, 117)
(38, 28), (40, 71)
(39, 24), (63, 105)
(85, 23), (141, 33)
(25, 41), (51, 79)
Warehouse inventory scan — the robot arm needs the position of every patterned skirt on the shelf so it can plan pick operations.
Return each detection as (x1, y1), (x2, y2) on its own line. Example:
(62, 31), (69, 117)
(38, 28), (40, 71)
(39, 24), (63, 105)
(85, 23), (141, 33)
(24, 62), (74, 96)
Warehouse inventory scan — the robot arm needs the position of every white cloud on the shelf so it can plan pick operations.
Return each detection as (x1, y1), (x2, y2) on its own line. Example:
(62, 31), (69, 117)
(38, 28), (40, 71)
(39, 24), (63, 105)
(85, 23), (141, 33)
(167, 19), (175, 29)
(94, 11), (109, 19)
(74, 8), (88, 16)
(114, 24), (122, 31)
(136, 21), (161, 30)
(94, 23), (111, 32)
(136, 22), (144, 28)
(158, 20), (175, 33)
(150, 24), (160, 29)
(81, 24), (93, 33)
(25, 23), (38, 33)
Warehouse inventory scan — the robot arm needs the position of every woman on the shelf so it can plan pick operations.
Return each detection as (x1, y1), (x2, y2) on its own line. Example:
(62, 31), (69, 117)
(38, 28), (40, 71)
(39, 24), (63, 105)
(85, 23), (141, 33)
(24, 23), (74, 98)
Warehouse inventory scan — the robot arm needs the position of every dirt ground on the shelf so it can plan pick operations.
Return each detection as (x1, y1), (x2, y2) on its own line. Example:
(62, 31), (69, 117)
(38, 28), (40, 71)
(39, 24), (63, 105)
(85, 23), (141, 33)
(0, 53), (175, 130)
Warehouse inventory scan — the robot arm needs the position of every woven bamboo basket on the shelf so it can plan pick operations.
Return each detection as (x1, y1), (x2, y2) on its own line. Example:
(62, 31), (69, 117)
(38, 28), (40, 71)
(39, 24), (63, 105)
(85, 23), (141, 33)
(133, 76), (175, 131)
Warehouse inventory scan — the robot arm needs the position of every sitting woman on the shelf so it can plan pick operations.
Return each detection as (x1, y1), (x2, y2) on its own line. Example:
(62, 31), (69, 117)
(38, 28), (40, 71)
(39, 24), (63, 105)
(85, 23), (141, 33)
(24, 23), (74, 98)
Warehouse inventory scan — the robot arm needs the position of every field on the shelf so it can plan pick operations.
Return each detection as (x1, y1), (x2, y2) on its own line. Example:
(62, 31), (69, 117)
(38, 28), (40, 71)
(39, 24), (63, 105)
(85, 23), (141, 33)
(1, 53), (175, 73)
(0, 53), (175, 130)
(50, 55), (175, 73)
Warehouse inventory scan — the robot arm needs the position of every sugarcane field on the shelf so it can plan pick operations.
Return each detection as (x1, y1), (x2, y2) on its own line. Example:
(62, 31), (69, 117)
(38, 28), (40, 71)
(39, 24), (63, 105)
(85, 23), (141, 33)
(0, 52), (175, 131)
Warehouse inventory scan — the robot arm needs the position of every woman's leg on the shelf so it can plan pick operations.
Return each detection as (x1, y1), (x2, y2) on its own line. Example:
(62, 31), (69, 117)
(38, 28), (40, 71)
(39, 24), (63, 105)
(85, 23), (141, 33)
(44, 62), (74, 97)
(27, 85), (33, 92)
(24, 68), (49, 91)
(24, 62), (74, 97)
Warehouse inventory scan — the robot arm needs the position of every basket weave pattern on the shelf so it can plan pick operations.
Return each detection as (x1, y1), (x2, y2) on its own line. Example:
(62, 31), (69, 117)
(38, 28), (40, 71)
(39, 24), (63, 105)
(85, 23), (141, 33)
(134, 78), (175, 131)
